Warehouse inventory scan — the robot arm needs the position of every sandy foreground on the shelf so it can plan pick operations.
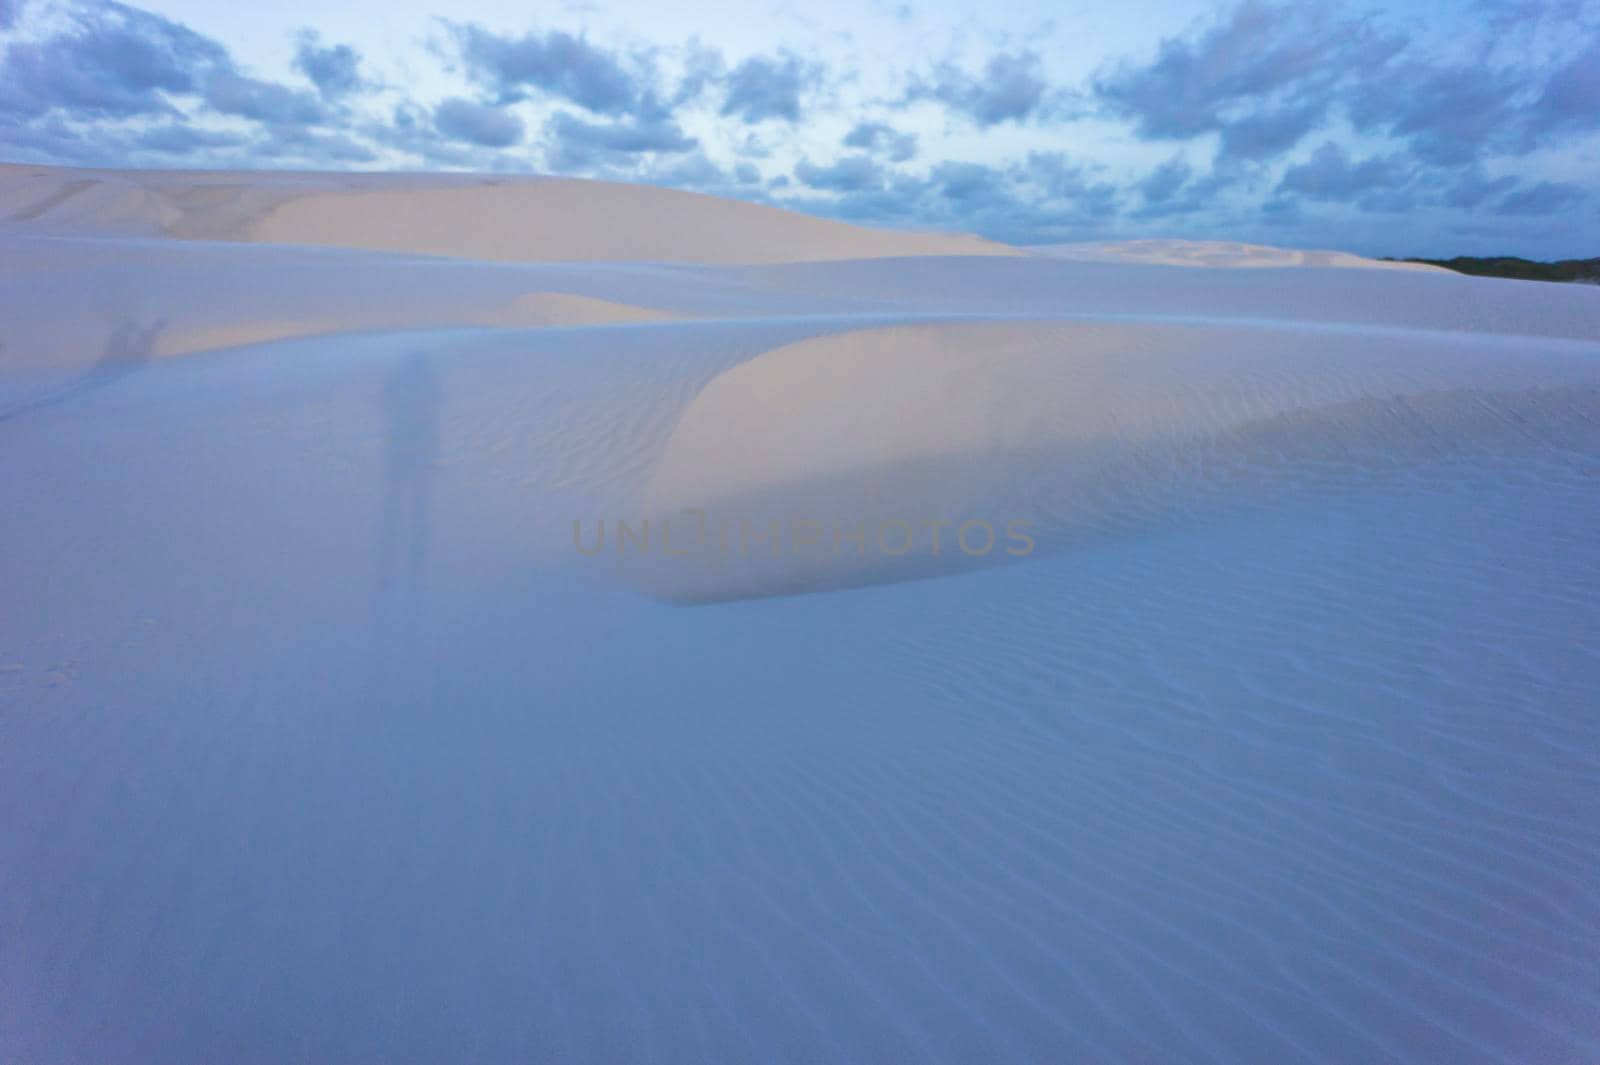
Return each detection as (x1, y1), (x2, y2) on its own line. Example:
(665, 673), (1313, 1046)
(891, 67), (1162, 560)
(2, 165), (1599, 1064)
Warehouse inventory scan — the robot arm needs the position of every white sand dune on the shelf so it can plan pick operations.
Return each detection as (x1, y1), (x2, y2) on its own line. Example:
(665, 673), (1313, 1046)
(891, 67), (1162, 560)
(3, 164), (1599, 1065)
(0, 162), (1014, 263)
(633, 319), (1600, 600)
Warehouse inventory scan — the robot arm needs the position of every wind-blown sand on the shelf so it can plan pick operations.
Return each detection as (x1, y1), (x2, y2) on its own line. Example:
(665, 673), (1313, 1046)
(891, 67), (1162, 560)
(2, 163), (1598, 1065)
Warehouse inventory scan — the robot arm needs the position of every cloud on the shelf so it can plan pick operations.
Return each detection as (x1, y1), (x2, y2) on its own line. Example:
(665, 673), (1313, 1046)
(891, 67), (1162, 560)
(732, 131), (770, 158)
(910, 51), (1053, 126)
(842, 121), (916, 162)
(1136, 157), (1193, 204)
(293, 31), (365, 100)
(782, 150), (1121, 245)
(1, 0), (1595, 260)
(205, 72), (326, 125)
(0, 0), (231, 119)
(1442, 169), (1519, 209)
(670, 42), (725, 106)
(929, 161), (993, 201)
(132, 121), (246, 155)
(794, 154), (884, 192)
(254, 125), (379, 164)
(720, 52), (814, 122)
(1094, 2), (1402, 164)
(0, 0), (356, 167)
(642, 150), (735, 189)
(434, 97), (523, 147)
(1096, 3), (1378, 138)
(557, 146), (745, 193)
(1346, 61), (1523, 167)
(1495, 180), (1585, 215)
(367, 101), (507, 167)
(545, 110), (696, 167)
(1091, 0), (1600, 173)
(1525, 36), (1600, 144)
(1216, 101), (1322, 161)
(1276, 142), (1412, 204)
(1018, 152), (1121, 213)
(448, 23), (644, 116)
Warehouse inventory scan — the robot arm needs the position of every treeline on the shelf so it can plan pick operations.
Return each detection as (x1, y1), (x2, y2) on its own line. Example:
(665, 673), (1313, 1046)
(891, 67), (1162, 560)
(1382, 255), (1600, 284)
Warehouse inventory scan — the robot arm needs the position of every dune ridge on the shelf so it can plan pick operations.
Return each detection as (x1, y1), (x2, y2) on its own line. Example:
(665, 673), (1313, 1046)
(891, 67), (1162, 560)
(0, 163), (1015, 263)
(630, 320), (1600, 600)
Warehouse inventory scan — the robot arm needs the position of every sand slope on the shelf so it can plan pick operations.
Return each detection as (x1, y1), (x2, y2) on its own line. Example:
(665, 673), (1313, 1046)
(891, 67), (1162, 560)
(0, 163), (1015, 263)
(633, 320), (1600, 599)
(2, 165), (1599, 1065)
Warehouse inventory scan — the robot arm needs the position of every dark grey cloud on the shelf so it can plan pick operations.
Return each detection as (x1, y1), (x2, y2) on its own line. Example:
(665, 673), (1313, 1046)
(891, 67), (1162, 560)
(1, 111), (241, 166)
(434, 97), (524, 147)
(0, 0), (369, 173)
(0, 102), (371, 171)
(1018, 152), (1121, 215)
(1346, 61), (1521, 167)
(448, 23), (643, 115)
(545, 111), (696, 166)
(254, 125), (379, 164)
(1136, 157), (1193, 205)
(720, 52), (814, 123)
(366, 101), (511, 168)
(783, 150), (1121, 245)
(205, 72), (326, 125)
(293, 31), (365, 100)
(131, 121), (246, 155)
(1333, 16), (1600, 167)
(909, 51), (1053, 126)
(1095, 3), (1386, 140)
(929, 161), (993, 201)
(842, 121), (916, 162)
(1216, 101), (1322, 161)
(795, 154), (884, 193)
(1099, 0), (1600, 170)
(1092, 2), (1430, 167)
(0, 111), (117, 165)
(1441, 169), (1519, 209)
(1276, 142), (1412, 204)
(1524, 36), (1600, 144)
(1496, 180), (1585, 215)
(565, 148), (746, 195)
(644, 150), (734, 189)
(0, 0), (231, 119)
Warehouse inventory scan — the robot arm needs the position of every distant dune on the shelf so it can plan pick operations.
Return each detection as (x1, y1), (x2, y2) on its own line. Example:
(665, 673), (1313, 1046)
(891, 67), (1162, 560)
(1030, 238), (1447, 270)
(0, 163), (1015, 264)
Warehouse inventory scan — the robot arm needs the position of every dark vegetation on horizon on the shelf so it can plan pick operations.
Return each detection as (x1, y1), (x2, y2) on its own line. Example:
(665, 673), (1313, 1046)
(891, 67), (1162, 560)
(1381, 255), (1600, 284)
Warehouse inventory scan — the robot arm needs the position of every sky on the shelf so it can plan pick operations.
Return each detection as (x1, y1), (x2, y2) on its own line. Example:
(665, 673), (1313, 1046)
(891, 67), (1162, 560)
(1, 0), (1596, 257)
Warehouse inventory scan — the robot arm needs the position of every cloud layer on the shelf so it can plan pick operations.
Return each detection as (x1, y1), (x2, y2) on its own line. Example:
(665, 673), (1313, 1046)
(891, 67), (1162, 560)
(2, 0), (1596, 257)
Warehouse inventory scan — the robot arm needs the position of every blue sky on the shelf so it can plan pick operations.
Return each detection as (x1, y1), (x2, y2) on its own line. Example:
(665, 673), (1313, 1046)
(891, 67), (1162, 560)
(1, 0), (1596, 256)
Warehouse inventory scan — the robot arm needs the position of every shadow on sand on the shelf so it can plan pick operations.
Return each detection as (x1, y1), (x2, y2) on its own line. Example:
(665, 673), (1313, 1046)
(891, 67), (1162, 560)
(0, 317), (166, 424)
(371, 352), (443, 700)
